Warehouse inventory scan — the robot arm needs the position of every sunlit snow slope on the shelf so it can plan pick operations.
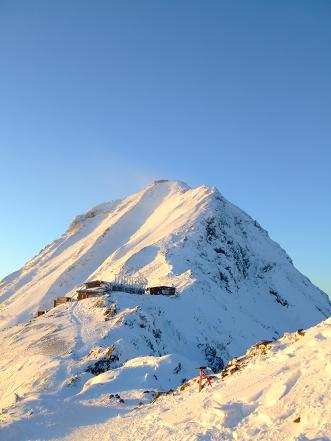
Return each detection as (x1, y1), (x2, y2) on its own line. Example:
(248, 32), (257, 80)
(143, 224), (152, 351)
(1, 180), (329, 335)
(0, 180), (330, 440)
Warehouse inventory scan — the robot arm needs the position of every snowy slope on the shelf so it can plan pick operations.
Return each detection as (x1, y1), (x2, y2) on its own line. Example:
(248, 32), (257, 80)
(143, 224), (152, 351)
(1, 180), (329, 334)
(52, 317), (331, 441)
(0, 179), (330, 440)
(1, 306), (330, 440)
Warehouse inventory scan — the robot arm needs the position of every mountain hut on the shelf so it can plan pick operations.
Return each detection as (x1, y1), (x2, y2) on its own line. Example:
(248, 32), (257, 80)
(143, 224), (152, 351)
(53, 297), (73, 307)
(145, 286), (176, 296)
(76, 290), (105, 300)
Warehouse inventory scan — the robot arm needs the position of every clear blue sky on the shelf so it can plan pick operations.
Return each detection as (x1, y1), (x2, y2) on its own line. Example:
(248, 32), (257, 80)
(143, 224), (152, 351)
(0, 1), (330, 296)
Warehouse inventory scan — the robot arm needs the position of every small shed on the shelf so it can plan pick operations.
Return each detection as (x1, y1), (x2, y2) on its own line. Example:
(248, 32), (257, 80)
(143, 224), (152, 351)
(77, 290), (105, 301)
(53, 297), (73, 308)
(146, 286), (176, 296)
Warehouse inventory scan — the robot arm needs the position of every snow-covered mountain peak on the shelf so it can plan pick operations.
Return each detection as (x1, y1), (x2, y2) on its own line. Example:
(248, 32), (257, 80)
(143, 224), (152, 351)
(0, 180), (330, 439)
(1, 180), (330, 334)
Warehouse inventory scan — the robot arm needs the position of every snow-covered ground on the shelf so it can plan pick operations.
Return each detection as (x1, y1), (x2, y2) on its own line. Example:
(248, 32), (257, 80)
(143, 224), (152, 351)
(53, 317), (331, 441)
(1, 310), (330, 440)
(0, 180), (330, 440)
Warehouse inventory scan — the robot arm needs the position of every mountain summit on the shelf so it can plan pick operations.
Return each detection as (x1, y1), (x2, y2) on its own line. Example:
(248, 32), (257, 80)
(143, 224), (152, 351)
(0, 179), (330, 437)
(1, 179), (329, 336)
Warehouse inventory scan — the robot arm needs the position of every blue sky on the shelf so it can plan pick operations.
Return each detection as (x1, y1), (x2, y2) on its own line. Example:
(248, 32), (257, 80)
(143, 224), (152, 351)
(0, 0), (330, 296)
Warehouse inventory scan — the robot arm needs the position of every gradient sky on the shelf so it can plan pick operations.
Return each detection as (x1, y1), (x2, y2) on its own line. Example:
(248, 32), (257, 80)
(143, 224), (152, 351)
(0, 1), (330, 296)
